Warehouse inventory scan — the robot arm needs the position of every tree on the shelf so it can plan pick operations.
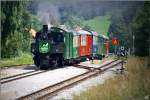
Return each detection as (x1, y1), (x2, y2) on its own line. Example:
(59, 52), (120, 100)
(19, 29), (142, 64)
(1, 1), (24, 57)
(132, 2), (150, 56)
(108, 9), (129, 53)
(83, 24), (92, 31)
(65, 15), (84, 29)
(108, 2), (147, 55)
(1, 1), (47, 58)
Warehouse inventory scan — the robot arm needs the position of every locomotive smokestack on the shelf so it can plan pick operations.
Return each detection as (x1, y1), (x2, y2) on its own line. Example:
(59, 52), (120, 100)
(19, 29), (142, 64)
(43, 25), (48, 33)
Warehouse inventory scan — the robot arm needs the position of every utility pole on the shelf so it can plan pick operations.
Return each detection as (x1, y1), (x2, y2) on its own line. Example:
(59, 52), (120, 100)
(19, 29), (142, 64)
(132, 34), (135, 55)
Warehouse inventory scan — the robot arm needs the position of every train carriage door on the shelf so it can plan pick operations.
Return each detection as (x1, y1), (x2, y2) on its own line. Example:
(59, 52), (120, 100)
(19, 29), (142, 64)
(73, 35), (76, 58)
(79, 35), (81, 56)
(70, 32), (73, 58)
(64, 32), (70, 59)
(80, 35), (86, 56)
(90, 35), (93, 55)
(106, 40), (109, 55)
(77, 35), (80, 57)
(87, 35), (92, 55)
(98, 36), (103, 56)
(73, 33), (78, 58)
(93, 35), (97, 54)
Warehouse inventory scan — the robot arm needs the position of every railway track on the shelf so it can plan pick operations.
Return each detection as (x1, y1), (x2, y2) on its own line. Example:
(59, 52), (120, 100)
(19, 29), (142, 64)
(18, 59), (124, 100)
(74, 59), (119, 70)
(0, 70), (47, 84)
(1, 64), (33, 69)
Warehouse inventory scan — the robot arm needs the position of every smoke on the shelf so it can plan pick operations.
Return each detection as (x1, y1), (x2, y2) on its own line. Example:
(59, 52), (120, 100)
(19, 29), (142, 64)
(32, 0), (141, 26)
(36, 0), (60, 27)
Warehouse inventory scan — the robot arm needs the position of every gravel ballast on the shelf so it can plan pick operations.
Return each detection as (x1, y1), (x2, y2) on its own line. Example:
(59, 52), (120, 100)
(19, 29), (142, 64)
(1, 66), (87, 100)
(50, 65), (122, 100)
(1, 65), (36, 78)
(0, 59), (121, 100)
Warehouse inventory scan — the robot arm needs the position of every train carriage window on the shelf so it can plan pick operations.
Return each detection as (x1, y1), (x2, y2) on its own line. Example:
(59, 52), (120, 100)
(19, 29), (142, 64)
(73, 37), (76, 47)
(81, 35), (86, 46)
(73, 36), (78, 47)
(99, 37), (104, 43)
(93, 36), (97, 45)
(77, 36), (79, 47)
(64, 37), (66, 42)
(76, 36), (79, 47)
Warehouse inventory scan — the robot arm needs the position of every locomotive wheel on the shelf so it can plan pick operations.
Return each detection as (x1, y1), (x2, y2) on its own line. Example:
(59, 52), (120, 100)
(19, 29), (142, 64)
(52, 55), (64, 68)
(59, 59), (65, 68)
(53, 58), (58, 68)
(39, 63), (49, 70)
(40, 65), (48, 70)
(39, 60), (49, 70)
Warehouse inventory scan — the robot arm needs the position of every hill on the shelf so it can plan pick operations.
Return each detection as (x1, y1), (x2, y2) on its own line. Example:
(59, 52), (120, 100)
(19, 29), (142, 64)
(84, 15), (110, 36)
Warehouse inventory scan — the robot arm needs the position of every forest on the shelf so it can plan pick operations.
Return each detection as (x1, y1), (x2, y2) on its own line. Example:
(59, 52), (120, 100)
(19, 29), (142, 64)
(1, 0), (150, 58)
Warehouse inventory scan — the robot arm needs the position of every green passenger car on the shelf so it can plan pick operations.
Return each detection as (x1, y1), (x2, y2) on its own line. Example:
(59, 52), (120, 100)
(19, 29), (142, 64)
(97, 34), (109, 57)
(72, 31), (79, 59)
(63, 30), (79, 63)
(98, 34), (104, 57)
(64, 32), (72, 60)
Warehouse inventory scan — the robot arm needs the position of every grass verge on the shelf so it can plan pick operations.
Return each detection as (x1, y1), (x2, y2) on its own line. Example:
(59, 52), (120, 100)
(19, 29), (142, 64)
(0, 53), (33, 67)
(73, 57), (150, 100)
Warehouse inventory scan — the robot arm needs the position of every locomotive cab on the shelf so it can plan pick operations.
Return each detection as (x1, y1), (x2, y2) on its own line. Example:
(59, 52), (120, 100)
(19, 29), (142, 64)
(50, 29), (65, 54)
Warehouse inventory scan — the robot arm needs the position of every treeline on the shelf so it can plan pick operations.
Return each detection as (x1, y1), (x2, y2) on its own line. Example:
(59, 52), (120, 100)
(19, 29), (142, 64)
(108, 2), (150, 56)
(132, 2), (150, 56)
(1, 1), (42, 58)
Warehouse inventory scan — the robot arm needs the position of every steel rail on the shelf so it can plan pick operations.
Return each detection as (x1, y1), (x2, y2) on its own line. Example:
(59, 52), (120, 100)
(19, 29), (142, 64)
(18, 59), (123, 100)
(0, 70), (47, 84)
(73, 59), (119, 70)
(1, 70), (37, 80)
(1, 64), (33, 69)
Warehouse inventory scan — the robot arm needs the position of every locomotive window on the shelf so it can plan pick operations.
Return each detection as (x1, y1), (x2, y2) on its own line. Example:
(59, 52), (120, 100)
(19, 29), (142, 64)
(53, 33), (64, 43)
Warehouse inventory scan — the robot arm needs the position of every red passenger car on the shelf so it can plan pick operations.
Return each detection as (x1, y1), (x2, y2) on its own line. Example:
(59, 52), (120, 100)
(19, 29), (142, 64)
(77, 30), (92, 57)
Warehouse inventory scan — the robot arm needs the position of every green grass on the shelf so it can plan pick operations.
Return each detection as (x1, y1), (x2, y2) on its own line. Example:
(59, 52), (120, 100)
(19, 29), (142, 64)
(84, 15), (110, 36)
(73, 57), (150, 100)
(0, 53), (33, 67)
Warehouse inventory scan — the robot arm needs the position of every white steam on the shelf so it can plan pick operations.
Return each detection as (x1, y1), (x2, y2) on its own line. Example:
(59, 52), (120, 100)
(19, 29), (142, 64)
(37, 1), (60, 27)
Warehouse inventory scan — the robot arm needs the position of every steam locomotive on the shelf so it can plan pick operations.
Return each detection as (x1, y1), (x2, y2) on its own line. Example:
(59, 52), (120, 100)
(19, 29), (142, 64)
(31, 25), (109, 69)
